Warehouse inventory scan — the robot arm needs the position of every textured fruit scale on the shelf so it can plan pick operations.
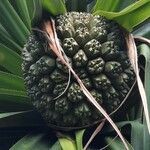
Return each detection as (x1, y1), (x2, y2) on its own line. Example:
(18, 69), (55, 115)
(22, 12), (135, 130)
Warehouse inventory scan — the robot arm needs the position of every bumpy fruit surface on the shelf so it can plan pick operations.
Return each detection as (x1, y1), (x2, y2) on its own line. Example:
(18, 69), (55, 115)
(22, 12), (135, 128)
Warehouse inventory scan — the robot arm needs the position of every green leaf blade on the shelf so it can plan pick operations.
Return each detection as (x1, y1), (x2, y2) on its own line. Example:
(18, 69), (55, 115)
(75, 130), (85, 150)
(26, 0), (35, 20)
(0, 0), (30, 47)
(50, 141), (62, 150)
(0, 111), (44, 129)
(42, 0), (67, 15)
(138, 44), (150, 150)
(0, 110), (31, 119)
(93, 0), (150, 31)
(10, 133), (50, 150)
(0, 88), (31, 112)
(0, 71), (25, 91)
(9, 0), (31, 30)
(0, 88), (27, 98)
(130, 122), (144, 150)
(32, 0), (42, 25)
(0, 24), (22, 53)
(106, 137), (133, 150)
(58, 136), (76, 150)
(93, 0), (122, 12)
(0, 44), (22, 76)
(133, 21), (150, 38)
(93, 0), (138, 12)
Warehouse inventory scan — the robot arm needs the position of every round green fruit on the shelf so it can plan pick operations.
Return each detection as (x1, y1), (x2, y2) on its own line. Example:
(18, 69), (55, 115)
(22, 12), (135, 129)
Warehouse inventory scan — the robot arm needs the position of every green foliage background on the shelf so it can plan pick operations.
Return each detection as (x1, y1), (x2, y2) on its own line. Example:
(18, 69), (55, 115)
(0, 0), (150, 149)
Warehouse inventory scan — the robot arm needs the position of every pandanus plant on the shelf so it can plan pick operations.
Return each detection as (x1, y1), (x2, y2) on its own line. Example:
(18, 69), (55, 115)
(0, 0), (150, 149)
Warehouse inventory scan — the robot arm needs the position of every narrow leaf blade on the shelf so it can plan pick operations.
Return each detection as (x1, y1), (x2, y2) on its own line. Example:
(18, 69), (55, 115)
(93, 0), (137, 12)
(138, 44), (150, 150)
(75, 130), (85, 150)
(0, 44), (22, 76)
(0, 111), (44, 128)
(0, 0), (30, 46)
(93, 0), (123, 12)
(42, 0), (66, 15)
(10, 133), (51, 150)
(93, 0), (150, 31)
(9, 0), (31, 30)
(0, 110), (31, 119)
(0, 24), (21, 53)
(58, 136), (76, 150)
(0, 71), (25, 91)
(106, 137), (133, 150)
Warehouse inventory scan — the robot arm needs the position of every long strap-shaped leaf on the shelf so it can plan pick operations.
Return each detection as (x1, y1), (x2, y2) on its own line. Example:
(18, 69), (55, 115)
(0, 88), (27, 98)
(93, 0), (150, 32)
(10, 133), (50, 150)
(58, 137), (76, 150)
(0, 110), (32, 119)
(0, 44), (22, 76)
(138, 44), (150, 150)
(75, 129), (85, 150)
(43, 20), (129, 150)
(31, 0), (42, 25)
(133, 22), (150, 39)
(0, 0), (30, 46)
(106, 137), (133, 150)
(0, 71), (25, 91)
(116, 121), (144, 150)
(26, 0), (35, 20)
(126, 33), (150, 134)
(93, 0), (141, 12)
(0, 87), (30, 110)
(9, 0), (31, 30)
(42, 0), (66, 15)
(0, 24), (22, 53)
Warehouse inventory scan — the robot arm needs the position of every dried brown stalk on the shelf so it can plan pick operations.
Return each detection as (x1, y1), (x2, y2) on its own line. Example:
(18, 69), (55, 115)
(126, 33), (150, 134)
